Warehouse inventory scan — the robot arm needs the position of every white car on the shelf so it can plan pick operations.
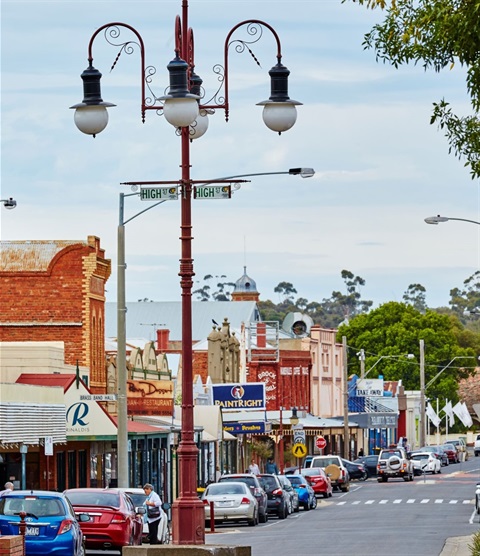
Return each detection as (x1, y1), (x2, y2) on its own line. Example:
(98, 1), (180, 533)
(116, 487), (169, 544)
(202, 481), (258, 526)
(410, 452), (442, 475)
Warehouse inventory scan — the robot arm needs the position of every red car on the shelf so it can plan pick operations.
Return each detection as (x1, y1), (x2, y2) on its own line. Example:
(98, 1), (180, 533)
(301, 467), (333, 498)
(65, 488), (143, 550)
(442, 443), (460, 464)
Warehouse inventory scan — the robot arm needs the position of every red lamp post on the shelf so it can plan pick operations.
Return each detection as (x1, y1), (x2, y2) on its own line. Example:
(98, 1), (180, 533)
(71, 0), (300, 545)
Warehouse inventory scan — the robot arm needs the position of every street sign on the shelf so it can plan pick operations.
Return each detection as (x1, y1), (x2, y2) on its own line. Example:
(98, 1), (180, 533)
(315, 435), (327, 450)
(140, 186), (178, 201)
(194, 185), (231, 199)
(292, 443), (307, 458)
(44, 436), (53, 456)
(293, 429), (306, 445)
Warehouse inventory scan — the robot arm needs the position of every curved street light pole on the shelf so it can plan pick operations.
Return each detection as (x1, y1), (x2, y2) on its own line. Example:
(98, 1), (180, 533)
(425, 215), (480, 226)
(362, 353), (415, 379)
(1, 198), (17, 209)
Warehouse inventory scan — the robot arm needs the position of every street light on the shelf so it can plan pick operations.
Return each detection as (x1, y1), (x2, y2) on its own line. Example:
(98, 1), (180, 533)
(360, 353), (415, 379)
(116, 168), (313, 494)
(1, 198), (17, 209)
(73, 5), (302, 542)
(425, 215), (480, 226)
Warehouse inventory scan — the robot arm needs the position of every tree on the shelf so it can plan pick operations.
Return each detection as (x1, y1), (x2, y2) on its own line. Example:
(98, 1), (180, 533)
(348, 0), (480, 179)
(274, 282), (297, 303)
(403, 283), (427, 313)
(337, 301), (477, 404)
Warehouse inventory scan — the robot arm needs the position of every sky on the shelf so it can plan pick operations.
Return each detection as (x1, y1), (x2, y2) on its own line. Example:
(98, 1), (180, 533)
(2, 0), (480, 312)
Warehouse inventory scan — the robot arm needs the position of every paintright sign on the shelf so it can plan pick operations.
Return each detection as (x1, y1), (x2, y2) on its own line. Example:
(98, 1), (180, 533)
(212, 383), (266, 411)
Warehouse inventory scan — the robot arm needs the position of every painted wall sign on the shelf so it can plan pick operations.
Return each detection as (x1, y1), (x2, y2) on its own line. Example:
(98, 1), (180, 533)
(223, 421), (271, 434)
(127, 380), (174, 416)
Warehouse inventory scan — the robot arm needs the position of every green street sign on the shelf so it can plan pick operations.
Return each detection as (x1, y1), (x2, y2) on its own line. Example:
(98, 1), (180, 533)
(140, 187), (178, 201)
(194, 185), (231, 200)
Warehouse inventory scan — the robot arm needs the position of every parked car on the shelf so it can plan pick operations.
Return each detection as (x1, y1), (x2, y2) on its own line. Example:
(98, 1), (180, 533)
(308, 455), (350, 492)
(218, 474), (268, 523)
(376, 447), (414, 482)
(201, 481), (258, 527)
(410, 452), (442, 475)
(474, 434), (480, 457)
(301, 467), (333, 498)
(277, 475), (299, 513)
(342, 458), (367, 481)
(0, 490), (86, 556)
(442, 443), (460, 464)
(285, 474), (317, 511)
(475, 482), (480, 514)
(116, 487), (170, 544)
(447, 438), (468, 460)
(354, 455), (379, 478)
(257, 474), (289, 519)
(418, 446), (449, 466)
(64, 488), (143, 551)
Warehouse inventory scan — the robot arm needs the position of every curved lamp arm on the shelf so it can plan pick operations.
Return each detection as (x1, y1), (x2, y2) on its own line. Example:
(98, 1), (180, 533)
(425, 215), (480, 226)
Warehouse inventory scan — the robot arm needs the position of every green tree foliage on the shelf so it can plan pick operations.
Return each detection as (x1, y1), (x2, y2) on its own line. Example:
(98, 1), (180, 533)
(274, 282), (297, 302)
(347, 0), (480, 179)
(193, 274), (234, 301)
(337, 301), (477, 404)
(403, 283), (427, 313)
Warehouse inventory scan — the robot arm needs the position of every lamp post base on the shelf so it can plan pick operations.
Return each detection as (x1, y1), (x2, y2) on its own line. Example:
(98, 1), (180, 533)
(171, 496), (205, 545)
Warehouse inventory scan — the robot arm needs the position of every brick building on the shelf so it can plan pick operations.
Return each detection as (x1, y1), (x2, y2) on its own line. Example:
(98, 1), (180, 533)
(0, 236), (111, 392)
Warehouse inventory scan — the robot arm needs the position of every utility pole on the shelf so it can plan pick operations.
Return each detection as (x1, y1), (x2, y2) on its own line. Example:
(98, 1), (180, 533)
(359, 349), (365, 379)
(419, 339), (426, 447)
(343, 336), (350, 459)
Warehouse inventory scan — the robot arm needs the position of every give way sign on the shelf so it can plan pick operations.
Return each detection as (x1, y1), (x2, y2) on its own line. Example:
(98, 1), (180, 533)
(315, 435), (327, 450)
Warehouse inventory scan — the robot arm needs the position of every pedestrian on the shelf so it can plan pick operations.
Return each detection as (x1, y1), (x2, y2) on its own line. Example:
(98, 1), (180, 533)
(403, 437), (411, 452)
(143, 483), (162, 545)
(0, 482), (14, 496)
(265, 457), (279, 474)
(215, 466), (222, 482)
(248, 458), (260, 475)
(358, 448), (364, 458)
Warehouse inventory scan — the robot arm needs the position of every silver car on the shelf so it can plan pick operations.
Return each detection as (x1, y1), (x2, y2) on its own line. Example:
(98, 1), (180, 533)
(202, 481), (258, 526)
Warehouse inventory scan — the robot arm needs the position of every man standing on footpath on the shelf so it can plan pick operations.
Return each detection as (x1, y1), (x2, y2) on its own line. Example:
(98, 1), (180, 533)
(248, 459), (260, 475)
(0, 482), (14, 496)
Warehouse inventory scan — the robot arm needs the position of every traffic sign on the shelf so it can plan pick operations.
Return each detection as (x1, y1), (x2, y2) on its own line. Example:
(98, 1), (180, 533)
(140, 187), (178, 201)
(293, 429), (306, 445)
(292, 443), (307, 458)
(194, 185), (231, 199)
(315, 435), (327, 450)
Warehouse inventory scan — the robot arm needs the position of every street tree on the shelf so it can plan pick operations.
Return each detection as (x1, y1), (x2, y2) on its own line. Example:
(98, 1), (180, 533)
(348, 0), (480, 179)
(403, 283), (427, 313)
(337, 301), (477, 403)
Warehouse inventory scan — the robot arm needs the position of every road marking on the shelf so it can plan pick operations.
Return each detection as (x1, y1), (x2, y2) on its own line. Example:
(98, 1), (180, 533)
(379, 500), (388, 504)
(393, 499), (402, 504)
(352, 501), (361, 505)
(337, 501), (346, 506)
(365, 500), (374, 504)
(407, 499), (415, 503)
(435, 499), (443, 503)
(420, 499), (429, 504)
(449, 500), (458, 504)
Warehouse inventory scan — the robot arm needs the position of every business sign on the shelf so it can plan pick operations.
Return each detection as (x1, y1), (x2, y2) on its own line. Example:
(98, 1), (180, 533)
(127, 380), (174, 416)
(79, 394), (117, 401)
(223, 421), (271, 435)
(194, 185), (231, 199)
(140, 187), (178, 201)
(356, 378), (384, 397)
(212, 383), (266, 412)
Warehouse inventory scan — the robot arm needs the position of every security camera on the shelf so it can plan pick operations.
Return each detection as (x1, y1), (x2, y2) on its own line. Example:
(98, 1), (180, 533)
(2, 198), (17, 210)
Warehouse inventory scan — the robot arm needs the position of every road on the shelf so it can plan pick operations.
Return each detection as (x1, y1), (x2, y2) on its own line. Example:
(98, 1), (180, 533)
(85, 457), (480, 556)
(205, 458), (480, 556)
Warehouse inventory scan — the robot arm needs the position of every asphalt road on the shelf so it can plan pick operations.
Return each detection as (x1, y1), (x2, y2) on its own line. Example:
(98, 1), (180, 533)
(204, 458), (480, 556)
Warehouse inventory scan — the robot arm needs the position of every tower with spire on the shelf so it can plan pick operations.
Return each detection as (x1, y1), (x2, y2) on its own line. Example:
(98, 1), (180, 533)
(231, 266), (260, 302)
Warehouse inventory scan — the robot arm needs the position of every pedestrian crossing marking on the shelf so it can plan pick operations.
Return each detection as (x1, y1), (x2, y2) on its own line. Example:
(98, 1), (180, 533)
(407, 499), (415, 503)
(420, 499), (429, 504)
(449, 500), (458, 504)
(379, 500), (388, 504)
(352, 501), (361, 505)
(333, 499), (474, 506)
(393, 499), (402, 504)
(435, 499), (443, 503)
(365, 500), (374, 504)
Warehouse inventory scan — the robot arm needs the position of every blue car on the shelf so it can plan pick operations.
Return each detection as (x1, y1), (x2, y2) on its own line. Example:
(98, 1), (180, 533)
(286, 475), (317, 511)
(0, 490), (85, 555)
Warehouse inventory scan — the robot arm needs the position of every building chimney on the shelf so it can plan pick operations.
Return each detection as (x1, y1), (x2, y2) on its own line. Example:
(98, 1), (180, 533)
(256, 322), (267, 348)
(156, 329), (170, 351)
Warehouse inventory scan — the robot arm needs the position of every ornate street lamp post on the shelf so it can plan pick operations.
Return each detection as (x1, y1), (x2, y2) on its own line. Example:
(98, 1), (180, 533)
(71, 0), (300, 545)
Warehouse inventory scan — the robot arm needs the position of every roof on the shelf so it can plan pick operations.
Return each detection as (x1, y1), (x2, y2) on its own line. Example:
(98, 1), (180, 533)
(105, 301), (261, 342)
(16, 373), (77, 392)
(233, 266), (258, 294)
(110, 417), (168, 434)
(0, 240), (84, 272)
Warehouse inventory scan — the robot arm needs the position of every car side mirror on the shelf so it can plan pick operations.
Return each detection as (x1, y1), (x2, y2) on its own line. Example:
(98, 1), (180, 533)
(135, 506), (146, 515)
(162, 502), (171, 511)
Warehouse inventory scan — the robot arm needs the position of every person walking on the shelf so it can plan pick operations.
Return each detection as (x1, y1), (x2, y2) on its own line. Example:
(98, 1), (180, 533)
(0, 482), (14, 496)
(265, 458), (279, 474)
(248, 459), (260, 475)
(143, 483), (162, 545)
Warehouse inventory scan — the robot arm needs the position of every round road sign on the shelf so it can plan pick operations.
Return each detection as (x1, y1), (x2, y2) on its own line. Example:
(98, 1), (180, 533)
(315, 435), (327, 450)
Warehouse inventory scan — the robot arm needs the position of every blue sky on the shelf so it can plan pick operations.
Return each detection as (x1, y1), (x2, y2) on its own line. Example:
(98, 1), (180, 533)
(2, 0), (479, 311)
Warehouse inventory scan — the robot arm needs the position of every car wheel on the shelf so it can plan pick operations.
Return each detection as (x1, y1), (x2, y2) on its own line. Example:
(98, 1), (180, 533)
(278, 503), (287, 519)
(340, 483), (350, 492)
(322, 492), (328, 498)
(303, 502), (310, 511)
(248, 510), (257, 526)
(310, 497), (317, 510)
(438, 467), (441, 473)
(328, 491), (332, 498)
(77, 540), (86, 556)
(259, 508), (267, 523)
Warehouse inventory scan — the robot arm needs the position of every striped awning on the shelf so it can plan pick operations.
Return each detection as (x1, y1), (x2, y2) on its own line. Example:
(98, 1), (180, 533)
(0, 402), (67, 446)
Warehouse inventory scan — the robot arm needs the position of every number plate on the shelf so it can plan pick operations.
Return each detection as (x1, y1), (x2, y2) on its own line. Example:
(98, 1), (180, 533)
(26, 527), (39, 536)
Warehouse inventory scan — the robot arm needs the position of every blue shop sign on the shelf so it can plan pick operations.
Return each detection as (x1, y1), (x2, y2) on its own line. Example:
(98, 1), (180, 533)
(223, 421), (271, 435)
(212, 383), (266, 411)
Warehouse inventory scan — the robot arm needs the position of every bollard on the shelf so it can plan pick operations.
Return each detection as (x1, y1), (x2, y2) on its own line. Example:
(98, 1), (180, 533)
(209, 501), (215, 533)
(18, 512), (26, 537)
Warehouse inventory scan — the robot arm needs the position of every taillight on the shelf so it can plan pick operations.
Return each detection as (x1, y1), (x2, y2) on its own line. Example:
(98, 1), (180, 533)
(240, 497), (251, 505)
(203, 499), (209, 506)
(272, 488), (283, 496)
(57, 519), (73, 535)
(300, 484), (307, 488)
(111, 513), (127, 524)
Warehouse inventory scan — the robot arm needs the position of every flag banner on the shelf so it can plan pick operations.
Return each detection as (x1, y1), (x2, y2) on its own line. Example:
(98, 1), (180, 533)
(442, 400), (455, 427)
(426, 402), (441, 427)
(453, 401), (473, 428)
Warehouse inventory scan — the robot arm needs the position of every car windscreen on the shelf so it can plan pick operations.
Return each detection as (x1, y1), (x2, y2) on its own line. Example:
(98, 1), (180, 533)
(219, 477), (255, 488)
(411, 454), (429, 461)
(259, 476), (278, 491)
(206, 484), (246, 496)
(302, 468), (325, 477)
(0, 496), (64, 517)
(311, 457), (340, 468)
(286, 476), (303, 485)
(66, 491), (120, 508)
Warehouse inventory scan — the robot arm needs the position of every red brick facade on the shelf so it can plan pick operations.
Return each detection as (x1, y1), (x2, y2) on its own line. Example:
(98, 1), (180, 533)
(0, 236), (111, 392)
